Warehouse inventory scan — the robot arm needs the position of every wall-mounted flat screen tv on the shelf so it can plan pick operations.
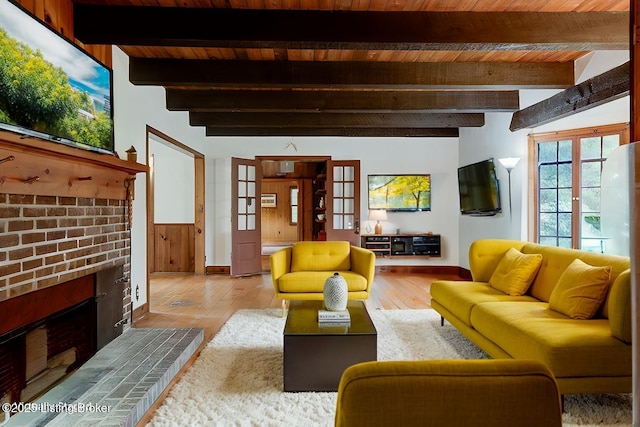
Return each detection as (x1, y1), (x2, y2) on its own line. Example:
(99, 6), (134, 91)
(0, 0), (114, 154)
(368, 174), (431, 212)
(457, 159), (501, 216)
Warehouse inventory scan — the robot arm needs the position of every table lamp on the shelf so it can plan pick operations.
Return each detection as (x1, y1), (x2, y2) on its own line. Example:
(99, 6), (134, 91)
(369, 210), (388, 234)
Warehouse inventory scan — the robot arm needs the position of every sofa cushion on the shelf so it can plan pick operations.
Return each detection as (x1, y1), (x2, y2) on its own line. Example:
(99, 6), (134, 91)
(430, 280), (537, 327)
(549, 259), (612, 320)
(468, 239), (528, 282)
(520, 243), (629, 303)
(278, 271), (368, 293)
(470, 302), (631, 378)
(488, 248), (542, 296)
(290, 241), (351, 272)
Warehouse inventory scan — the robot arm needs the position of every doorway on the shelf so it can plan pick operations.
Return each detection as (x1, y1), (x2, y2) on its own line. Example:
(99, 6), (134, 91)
(258, 157), (327, 270)
(145, 126), (205, 309)
(233, 156), (360, 273)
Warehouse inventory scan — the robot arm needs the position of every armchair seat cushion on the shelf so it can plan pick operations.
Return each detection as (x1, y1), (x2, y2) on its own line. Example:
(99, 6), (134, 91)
(278, 271), (368, 293)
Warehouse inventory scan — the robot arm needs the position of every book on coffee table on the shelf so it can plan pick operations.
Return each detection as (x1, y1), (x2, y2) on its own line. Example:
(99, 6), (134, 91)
(318, 309), (351, 322)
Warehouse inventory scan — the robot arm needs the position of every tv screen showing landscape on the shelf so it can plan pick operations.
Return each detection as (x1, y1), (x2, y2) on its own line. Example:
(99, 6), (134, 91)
(0, 0), (114, 153)
(368, 174), (431, 212)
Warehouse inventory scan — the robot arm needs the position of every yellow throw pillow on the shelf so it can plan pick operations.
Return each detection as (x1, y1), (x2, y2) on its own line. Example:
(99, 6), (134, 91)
(488, 247), (543, 296)
(549, 259), (612, 320)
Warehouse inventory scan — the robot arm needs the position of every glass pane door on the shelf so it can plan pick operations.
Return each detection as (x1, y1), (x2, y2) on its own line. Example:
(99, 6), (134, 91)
(326, 160), (360, 245)
(537, 139), (573, 248)
(231, 157), (261, 275)
(332, 165), (356, 231)
(579, 135), (620, 252)
(531, 123), (627, 252)
(236, 163), (256, 231)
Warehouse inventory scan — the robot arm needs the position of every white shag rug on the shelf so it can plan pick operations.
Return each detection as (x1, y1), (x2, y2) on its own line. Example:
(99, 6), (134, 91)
(148, 308), (632, 427)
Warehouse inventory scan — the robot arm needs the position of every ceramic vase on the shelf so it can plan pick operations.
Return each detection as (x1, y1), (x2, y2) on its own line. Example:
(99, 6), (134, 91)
(323, 272), (348, 311)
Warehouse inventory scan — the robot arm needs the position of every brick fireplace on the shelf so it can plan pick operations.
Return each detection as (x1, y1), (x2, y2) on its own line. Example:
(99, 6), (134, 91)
(0, 194), (131, 302)
(0, 133), (146, 409)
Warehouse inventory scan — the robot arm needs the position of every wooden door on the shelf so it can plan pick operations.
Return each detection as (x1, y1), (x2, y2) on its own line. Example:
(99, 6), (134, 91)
(231, 157), (262, 275)
(326, 160), (360, 245)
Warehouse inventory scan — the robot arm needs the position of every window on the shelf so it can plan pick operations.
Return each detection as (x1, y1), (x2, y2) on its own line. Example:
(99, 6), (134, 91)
(529, 123), (629, 252)
(290, 186), (298, 224)
(332, 164), (356, 230)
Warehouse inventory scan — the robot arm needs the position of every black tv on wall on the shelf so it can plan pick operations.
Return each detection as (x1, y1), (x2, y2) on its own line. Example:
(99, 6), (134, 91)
(0, 0), (114, 154)
(457, 159), (501, 216)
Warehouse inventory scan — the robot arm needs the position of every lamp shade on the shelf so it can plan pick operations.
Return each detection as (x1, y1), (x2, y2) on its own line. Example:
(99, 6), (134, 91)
(368, 209), (388, 221)
(498, 157), (520, 171)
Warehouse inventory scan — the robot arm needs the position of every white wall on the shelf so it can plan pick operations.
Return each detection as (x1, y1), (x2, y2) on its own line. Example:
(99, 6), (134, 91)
(206, 137), (460, 267)
(457, 113), (530, 267)
(149, 137), (195, 223)
(112, 48), (208, 309)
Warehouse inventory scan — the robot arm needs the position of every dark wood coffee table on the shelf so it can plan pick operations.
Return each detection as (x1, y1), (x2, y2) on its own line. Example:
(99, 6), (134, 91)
(283, 299), (377, 392)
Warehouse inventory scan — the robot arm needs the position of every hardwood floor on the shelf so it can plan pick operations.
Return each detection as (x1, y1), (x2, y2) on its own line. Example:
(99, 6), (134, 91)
(134, 270), (464, 342)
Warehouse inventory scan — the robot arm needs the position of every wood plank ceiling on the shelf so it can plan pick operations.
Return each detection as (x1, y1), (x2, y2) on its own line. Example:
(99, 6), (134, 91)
(71, 0), (630, 137)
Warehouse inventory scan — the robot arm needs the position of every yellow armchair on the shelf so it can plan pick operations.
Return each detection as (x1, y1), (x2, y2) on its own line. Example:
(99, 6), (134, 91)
(270, 241), (376, 315)
(335, 359), (563, 427)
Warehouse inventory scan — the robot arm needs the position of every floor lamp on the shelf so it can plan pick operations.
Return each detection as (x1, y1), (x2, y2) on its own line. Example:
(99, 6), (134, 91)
(498, 157), (520, 220)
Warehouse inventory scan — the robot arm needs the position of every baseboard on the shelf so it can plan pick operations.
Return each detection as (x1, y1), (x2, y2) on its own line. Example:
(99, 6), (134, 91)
(375, 265), (464, 275)
(206, 266), (230, 275)
(132, 302), (149, 322)
(204, 264), (470, 277)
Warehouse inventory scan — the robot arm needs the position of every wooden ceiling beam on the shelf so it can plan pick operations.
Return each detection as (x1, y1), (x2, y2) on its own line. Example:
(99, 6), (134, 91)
(131, 59), (573, 89)
(73, 6), (628, 51)
(190, 112), (484, 128)
(205, 127), (459, 137)
(166, 89), (520, 112)
(510, 62), (629, 131)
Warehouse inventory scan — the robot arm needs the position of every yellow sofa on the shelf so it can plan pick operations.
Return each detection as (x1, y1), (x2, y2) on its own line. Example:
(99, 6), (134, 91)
(270, 241), (376, 314)
(335, 359), (563, 427)
(430, 239), (632, 395)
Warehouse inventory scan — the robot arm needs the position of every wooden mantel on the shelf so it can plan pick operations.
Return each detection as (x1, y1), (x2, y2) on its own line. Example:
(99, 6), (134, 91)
(0, 130), (148, 200)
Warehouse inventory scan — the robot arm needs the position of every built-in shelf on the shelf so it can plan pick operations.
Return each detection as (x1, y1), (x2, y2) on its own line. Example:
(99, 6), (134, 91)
(313, 171), (327, 240)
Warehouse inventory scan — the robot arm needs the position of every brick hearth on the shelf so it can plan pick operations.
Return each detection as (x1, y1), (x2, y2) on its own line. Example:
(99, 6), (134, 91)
(5, 328), (204, 427)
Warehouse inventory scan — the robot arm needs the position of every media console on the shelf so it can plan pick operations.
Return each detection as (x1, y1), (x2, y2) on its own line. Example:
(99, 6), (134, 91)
(361, 234), (441, 257)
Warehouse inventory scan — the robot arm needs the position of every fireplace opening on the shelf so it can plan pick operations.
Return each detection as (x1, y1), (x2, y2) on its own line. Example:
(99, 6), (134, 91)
(0, 266), (126, 409)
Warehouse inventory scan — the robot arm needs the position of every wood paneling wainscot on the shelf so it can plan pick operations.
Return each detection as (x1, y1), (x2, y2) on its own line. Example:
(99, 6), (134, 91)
(153, 224), (195, 272)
